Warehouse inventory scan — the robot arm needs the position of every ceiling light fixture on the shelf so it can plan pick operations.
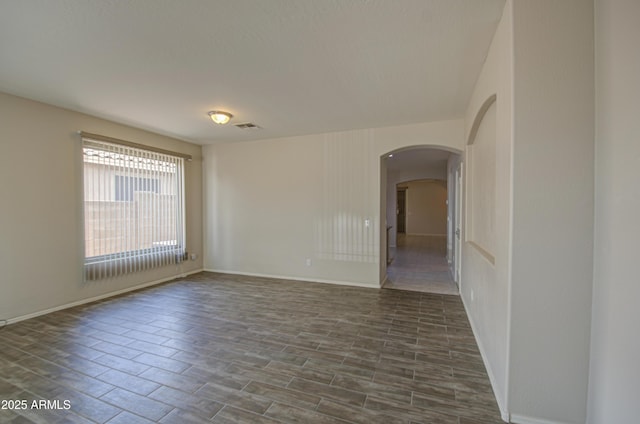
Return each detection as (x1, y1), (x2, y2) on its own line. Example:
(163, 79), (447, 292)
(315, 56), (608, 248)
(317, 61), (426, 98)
(208, 111), (233, 125)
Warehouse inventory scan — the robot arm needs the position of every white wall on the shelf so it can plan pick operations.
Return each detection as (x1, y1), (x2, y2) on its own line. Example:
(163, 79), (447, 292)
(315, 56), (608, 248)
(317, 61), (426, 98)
(464, 3), (596, 422)
(203, 120), (464, 287)
(403, 180), (447, 236)
(204, 130), (380, 287)
(461, 0), (512, 418)
(386, 160), (448, 247)
(0, 92), (203, 322)
(588, 0), (640, 422)
(467, 101), (497, 259)
(509, 1), (594, 422)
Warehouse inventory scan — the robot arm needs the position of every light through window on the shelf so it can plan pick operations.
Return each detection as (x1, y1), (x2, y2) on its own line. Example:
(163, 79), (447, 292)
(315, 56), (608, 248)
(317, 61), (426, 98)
(82, 137), (185, 280)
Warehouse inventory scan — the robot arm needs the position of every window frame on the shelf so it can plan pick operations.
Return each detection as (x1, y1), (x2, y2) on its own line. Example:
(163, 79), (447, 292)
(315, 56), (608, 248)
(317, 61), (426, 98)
(81, 136), (187, 280)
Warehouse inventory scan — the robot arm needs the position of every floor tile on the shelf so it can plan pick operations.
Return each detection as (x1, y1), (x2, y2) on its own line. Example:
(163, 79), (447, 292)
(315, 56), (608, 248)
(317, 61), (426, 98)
(210, 405), (282, 424)
(0, 271), (502, 423)
(99, 388), (173, 421)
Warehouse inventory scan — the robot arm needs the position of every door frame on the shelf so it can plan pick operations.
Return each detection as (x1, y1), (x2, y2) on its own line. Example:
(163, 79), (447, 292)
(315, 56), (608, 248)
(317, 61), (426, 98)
(379, 146), (463, 288)
(396, 187), (407, 234)
(454, 162), (463, 283)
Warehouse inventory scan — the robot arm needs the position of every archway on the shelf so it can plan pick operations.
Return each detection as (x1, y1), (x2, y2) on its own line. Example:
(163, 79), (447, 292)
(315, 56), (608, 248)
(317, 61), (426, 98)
(380, 145), (462, 294)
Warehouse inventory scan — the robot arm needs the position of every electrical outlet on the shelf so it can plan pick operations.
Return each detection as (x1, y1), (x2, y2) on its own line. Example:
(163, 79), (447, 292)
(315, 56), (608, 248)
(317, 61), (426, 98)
(190, 253), (198, 261)
(470, 289), (475, 302)
(305, 258), (312, 266)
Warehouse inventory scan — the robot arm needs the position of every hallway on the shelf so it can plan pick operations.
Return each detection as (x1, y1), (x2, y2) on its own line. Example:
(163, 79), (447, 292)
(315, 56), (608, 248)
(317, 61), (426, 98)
(384, 234), (459, 295)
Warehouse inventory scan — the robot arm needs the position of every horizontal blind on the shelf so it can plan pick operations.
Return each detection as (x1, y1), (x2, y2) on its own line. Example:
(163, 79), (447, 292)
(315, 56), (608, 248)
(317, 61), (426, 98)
(82, 137), (186, 280)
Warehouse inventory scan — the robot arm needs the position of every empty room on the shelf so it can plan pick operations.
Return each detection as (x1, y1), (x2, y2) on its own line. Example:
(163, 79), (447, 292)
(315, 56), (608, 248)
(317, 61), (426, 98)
(1, 1), (638, 423)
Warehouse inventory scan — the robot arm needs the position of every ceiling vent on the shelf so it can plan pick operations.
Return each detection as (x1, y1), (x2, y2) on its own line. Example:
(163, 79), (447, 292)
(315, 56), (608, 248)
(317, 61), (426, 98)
(234, 122), (261, 130)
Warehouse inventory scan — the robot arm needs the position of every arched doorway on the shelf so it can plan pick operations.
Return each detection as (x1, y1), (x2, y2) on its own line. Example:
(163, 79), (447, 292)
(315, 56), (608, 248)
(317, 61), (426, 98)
(380, 146), (462, 294)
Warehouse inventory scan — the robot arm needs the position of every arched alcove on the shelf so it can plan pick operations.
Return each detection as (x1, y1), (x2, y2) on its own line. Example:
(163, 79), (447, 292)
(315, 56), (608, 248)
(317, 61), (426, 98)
(466, 95), (497, 264)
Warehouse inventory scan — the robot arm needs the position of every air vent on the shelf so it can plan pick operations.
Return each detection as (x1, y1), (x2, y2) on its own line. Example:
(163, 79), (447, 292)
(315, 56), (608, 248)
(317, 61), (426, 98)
(234, 122), (261, 130)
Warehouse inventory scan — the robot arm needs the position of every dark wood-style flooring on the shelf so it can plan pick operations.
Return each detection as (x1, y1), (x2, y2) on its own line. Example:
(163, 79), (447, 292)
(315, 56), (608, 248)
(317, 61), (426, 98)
(0, 272), (502, 423)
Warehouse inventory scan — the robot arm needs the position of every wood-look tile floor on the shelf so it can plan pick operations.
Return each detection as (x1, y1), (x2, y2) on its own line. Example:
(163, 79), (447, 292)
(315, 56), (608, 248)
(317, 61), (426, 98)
(0, 272), (502, 424)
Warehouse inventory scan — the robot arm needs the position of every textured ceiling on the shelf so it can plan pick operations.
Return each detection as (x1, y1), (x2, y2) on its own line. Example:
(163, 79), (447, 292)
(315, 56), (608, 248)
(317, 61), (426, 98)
(0, 0), (504, 144)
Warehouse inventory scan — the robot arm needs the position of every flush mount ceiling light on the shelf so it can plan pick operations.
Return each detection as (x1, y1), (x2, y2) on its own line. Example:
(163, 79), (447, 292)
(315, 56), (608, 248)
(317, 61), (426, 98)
(208, 110), (233, 125)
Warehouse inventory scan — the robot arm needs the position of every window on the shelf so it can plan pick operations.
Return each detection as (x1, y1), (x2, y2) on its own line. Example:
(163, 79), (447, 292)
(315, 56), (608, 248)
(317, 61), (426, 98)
(115, 176), (159, 201)
(82, 136), (186, 280)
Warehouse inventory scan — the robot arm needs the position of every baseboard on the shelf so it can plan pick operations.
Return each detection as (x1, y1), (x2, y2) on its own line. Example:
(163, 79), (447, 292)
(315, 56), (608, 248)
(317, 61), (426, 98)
(460, 294), (510, 422)
(203, 269), (380, 289)
(6, 268), (204, 325)
(509, 414), (573, 424)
